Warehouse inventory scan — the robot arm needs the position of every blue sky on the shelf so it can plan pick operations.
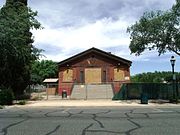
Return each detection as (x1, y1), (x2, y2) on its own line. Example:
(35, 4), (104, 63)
(0, 0), (179, 75)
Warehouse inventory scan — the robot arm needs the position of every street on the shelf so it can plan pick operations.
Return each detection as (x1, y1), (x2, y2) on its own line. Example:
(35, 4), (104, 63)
(1, 106), (180, 135)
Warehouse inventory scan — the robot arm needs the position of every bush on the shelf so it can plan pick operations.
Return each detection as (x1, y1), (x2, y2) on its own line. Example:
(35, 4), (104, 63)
(17, 100), (26, 105)
(15, 94), (30, 100)
(0, 88), (14, 105)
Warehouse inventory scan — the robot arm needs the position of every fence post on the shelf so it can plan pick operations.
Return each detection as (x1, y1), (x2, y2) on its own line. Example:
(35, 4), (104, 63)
(85, 84), (87, 100)
(176, 79), (179, 101)
(46, 84), (49, 100)
(126, 84), (128, 100)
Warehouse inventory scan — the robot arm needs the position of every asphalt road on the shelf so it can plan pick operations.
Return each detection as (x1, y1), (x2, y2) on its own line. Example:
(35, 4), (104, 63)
(1, 106), (180, 135)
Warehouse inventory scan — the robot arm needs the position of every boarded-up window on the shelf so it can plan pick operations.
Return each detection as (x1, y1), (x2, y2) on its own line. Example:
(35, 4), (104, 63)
(85, 68), (101, 83)
(114, 68), (124, 81)
(63, 69), (73, 82)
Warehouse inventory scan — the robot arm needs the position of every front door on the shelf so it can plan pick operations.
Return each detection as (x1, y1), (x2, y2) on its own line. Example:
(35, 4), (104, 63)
(85, 68), (101, 84)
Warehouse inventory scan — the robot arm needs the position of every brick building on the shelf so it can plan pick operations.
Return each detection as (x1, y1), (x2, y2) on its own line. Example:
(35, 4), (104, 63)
(58, 47), (132, 99)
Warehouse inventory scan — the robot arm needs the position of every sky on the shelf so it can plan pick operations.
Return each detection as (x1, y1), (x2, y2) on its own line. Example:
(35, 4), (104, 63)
(0, 0), (179, 75)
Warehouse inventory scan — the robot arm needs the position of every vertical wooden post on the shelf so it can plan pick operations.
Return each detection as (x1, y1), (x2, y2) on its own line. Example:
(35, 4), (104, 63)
(46, 84), (49, 100)
(85, 84), (87, 100)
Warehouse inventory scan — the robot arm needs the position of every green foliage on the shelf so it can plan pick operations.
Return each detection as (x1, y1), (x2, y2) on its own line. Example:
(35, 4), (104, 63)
(0, 1), (41, 96)
(0, 88), (14, 105)
(127, 0), (180, 56)
(131, 71), (180, 83)
(30, 60), (58, 85)
(17, 100), (26, 105)
(15, 94), (30, 100)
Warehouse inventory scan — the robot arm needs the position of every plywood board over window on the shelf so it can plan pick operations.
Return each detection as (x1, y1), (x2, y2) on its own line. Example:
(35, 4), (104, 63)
(85, 68), (101, 84)
(63, 69), (73, 82)
(114, 68), (124, 81)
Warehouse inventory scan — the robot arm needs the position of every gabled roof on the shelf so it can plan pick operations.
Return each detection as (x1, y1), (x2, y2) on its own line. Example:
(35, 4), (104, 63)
(58, 47), (132, 66)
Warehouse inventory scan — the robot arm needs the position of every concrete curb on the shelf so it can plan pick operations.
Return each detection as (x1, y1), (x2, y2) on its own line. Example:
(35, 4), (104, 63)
(11, 99), (180, 108)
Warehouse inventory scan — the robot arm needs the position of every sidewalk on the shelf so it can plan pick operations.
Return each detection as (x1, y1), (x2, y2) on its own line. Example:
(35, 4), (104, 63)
(18, 99), (180, 107)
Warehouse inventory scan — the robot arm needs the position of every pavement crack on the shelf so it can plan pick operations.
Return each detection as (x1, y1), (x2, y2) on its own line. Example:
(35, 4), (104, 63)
(144, 113), (150, 119)
(78, 111), (83, 114)
(125, 113), (132, 119)
(125, 118), (141, 135)
(124, 109), (134, 119)
(92, 114), (104, 128)
(95, 110), (111, 115)
(45, 125), (61, 135)
(65, 110), (83, 117)
(86, 129), (123, 134)
(130, 109), (134, 114)
(2, 119), (28, 135)
(44, 110), (62, 117)
(82, 123), (93, 135)
(66, 111), (72, 117)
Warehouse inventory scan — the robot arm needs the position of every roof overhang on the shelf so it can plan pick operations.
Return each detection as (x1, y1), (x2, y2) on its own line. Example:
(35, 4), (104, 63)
(58, 47), (132, 67)
(43, 78), (58, 83)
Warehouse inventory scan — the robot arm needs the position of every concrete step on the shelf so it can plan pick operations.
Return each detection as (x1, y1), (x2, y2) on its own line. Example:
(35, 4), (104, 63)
(70, 85), (86, 99)
(70, 84), (114, 99)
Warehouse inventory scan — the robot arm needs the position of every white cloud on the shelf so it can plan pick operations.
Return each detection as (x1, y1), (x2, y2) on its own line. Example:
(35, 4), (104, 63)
(1, 0), (177, 65)
(33, 17), (132, 61)
(30, 0), (176, 63)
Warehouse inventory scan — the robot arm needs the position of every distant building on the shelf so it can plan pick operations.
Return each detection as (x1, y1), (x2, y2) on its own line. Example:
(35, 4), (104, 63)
(58, 47), (132, 99)
(43, 78), (58, 95)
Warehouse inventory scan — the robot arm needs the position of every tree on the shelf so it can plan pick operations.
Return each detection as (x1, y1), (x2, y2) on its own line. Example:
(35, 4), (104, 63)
(127, 0), (180, 56)
(131, 71), (180, 83)
(0, 0), (41, 96)
(30, 60), (58, 85)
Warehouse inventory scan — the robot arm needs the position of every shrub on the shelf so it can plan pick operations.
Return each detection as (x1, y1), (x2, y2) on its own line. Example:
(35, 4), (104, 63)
(17, 100), (26, 105)
(0, 88), (14, 105)
(15, 94), (30, 100)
